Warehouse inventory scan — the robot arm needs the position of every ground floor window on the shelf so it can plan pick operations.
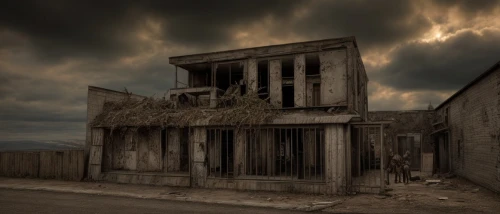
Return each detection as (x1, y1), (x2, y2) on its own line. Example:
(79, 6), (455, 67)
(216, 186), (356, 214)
(245, 127), (324, 181)
(207, 129), (234, 178)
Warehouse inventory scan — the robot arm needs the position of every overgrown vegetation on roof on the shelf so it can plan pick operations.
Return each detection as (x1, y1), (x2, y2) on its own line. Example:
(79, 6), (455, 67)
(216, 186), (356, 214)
(90, 86), (282, 131)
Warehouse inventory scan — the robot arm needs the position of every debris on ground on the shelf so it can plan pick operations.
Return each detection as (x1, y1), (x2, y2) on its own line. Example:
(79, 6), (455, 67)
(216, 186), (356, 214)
(425, 179), (441, 185)
(297, 200), (343, 212)
(438, 197), (448, 200)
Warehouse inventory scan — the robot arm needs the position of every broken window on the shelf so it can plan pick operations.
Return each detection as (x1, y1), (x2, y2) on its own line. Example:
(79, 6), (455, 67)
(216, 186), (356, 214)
(281, 57), (294, 78)
(182, 63), (211, 87)
(282, 85), (294, 108)
(175, 67), (190, 88)
(306, 53), (321, 107)
(245, 127), (324, 181)
(207, 129), (234, 178)
(216, 62), (244, 92)
(305, 53), (320, 76)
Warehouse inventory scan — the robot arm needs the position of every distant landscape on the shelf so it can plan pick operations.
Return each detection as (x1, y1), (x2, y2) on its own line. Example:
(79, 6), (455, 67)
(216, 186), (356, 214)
(0, 140), (85, 151)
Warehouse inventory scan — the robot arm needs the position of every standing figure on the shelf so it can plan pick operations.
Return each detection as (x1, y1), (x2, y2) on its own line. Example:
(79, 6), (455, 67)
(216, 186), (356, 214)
(385, 150), (403, 185)
(403, 150), (412, 178)
(402, 160), (411, 184)
(391, 154), (403, 183)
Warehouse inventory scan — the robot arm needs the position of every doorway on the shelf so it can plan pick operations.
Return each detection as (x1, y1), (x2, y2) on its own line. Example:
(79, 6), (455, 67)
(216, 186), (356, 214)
(397, 133), (422, 170)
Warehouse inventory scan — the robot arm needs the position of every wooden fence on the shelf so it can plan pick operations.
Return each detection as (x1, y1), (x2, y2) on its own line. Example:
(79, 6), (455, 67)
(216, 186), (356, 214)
(0, 150), (84, 181)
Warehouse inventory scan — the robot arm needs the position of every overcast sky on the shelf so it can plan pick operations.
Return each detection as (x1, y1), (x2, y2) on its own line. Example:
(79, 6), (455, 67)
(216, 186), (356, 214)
(1, 0), (499, 140)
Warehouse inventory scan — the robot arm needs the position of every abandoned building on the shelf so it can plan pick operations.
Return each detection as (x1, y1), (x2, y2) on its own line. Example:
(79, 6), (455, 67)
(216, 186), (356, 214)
(432, 61), (500, 193)
(84, 37), (500, 195)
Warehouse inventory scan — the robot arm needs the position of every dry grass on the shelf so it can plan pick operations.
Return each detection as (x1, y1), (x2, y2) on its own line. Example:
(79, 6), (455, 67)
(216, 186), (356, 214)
(91, 87), (281, 132)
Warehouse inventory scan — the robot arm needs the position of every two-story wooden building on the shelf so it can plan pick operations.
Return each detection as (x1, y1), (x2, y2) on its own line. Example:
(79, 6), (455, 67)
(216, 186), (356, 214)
(86, 37), (390, 195)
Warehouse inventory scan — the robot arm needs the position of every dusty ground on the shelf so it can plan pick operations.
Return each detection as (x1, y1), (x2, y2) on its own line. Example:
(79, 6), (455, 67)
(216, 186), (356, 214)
(0, 176), (499, 213)
(327, 176), (500, 213)
(0, 189), (303, 214)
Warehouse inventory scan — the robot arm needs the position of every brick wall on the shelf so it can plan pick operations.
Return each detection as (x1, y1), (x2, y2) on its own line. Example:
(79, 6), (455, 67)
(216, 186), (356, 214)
(85, 86), (145, 176)
(436, 67), (500, 193)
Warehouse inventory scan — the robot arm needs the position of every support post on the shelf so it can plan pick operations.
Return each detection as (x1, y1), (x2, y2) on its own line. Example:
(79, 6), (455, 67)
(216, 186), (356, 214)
(379, 124), (385, 193)
(175, 66), (178, 88)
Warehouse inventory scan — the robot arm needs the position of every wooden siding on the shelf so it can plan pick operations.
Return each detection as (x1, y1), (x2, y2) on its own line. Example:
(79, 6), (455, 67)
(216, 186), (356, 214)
(0, 150), (84, 181)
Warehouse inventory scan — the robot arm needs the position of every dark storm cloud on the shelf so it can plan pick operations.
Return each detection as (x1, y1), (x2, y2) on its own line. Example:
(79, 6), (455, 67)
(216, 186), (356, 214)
(0, 1), (147, 61)
(290, 0), (432, 51)
(1, 0), (499, 141)
(0, 0), (305, 62)
(372, 29), (500, 91)
(432, 0), (500, 16)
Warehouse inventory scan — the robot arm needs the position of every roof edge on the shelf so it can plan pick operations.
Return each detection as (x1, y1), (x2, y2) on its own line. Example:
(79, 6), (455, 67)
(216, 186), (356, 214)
(435, 60), (500, 110)
(169, 36), (355, 61)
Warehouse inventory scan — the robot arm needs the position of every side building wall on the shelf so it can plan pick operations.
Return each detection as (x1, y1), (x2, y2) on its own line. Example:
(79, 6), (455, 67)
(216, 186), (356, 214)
(85, 86), (145, 177)
(436, 66), (500, 193)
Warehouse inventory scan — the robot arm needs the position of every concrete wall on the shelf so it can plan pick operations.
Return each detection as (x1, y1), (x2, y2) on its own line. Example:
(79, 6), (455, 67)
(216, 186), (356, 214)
(0, 150), (84, 181)
(435, 66), (500, 193)
(86, 86), (144, 177)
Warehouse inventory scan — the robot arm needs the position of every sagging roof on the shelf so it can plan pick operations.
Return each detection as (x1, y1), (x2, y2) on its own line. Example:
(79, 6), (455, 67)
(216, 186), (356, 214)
(435, 60), (500, 110)
(169, 36), (357, 65)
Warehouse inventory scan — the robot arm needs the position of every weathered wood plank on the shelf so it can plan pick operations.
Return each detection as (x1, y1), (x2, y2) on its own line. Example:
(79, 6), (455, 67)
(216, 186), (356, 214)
(92, 128), (104, 146)
(269, 59), (282, 108)
(320, 49), (347, 105)
(102, 130), (113, 171)
(54, 152), (63, 180)
(294, 54), (306, 107)
(169, 37), (353, 65)
(89, 146), (102, 165)
(167, 128), (181, 172)
(137, 132), (149, 172)
(62, 151), (70, 180)
(148, 128), (162, 172)
(247, 58), (258, 92)
(112, 133), (125, 169)
(0, 150), (83, 181)
(88, 165), (101, 180)
(234, 130), (245, 176)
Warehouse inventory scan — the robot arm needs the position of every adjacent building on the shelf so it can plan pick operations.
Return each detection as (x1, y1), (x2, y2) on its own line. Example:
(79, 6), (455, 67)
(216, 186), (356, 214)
(432, 61), (500, 193)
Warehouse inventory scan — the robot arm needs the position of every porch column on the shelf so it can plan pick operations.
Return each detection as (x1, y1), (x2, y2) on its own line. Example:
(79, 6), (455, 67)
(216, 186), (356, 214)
(380, 124), (385, 193)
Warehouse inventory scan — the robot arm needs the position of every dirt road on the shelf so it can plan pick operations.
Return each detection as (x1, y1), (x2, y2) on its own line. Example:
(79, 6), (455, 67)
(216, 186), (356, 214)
(0, 189), (305, 214)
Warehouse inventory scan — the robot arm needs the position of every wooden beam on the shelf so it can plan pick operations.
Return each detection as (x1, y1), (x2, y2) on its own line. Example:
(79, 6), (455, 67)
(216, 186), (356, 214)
(269, 59), (282, 108)
(294, 54), (306, 107)
(169, 37), (354, 65)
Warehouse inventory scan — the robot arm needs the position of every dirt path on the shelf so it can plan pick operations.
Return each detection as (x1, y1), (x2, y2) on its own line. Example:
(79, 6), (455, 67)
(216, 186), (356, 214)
(326, 177), (500, 213)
